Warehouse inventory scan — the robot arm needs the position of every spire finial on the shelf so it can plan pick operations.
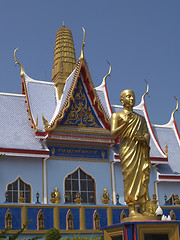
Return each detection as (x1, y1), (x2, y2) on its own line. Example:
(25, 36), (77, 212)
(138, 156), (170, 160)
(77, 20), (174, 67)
(172, 96), (178, 119)
(80, 27), (85, 60)
(142, 79), (149, 100)
(14, 47), (24, 77)
(103, 60), (111, 84)
(62, 21), (65, 27)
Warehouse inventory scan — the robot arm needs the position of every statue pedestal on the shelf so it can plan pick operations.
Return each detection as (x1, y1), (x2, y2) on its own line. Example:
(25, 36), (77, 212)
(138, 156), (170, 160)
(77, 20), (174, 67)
(103, 220), (180, 240)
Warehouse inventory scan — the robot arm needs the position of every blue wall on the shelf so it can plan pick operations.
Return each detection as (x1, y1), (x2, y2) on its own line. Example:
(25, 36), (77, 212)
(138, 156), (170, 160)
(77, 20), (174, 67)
(59, 208), (79, 230)
(0, 207), (21, 230)
(85, 208), (107, 229)
(0, 156), (43, 203)
(27, 207), (53, 230)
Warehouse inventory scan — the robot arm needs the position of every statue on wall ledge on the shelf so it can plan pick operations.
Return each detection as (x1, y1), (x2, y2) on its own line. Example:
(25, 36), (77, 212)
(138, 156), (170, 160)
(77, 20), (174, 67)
(111, 89), (157, 220)
(102, 188), (110, 205)
(50, 187), (61, 204)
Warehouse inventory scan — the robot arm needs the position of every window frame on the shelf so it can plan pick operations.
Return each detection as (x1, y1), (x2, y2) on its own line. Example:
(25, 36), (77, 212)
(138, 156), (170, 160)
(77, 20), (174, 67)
(6, 177), (32, 203)
(64, 167), (96, 204)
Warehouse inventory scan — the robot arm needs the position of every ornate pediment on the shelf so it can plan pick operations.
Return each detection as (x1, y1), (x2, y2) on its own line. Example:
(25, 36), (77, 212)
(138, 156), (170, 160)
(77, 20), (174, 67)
(60, 78), (102, 128)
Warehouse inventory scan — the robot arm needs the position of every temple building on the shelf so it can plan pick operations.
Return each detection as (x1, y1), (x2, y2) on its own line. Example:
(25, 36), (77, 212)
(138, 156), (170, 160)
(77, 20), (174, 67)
(0, 24), (180, 237)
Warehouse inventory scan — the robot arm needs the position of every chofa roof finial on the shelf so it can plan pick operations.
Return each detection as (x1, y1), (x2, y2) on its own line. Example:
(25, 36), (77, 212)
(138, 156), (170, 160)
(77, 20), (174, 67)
(14, 47), (24, 77)
(142, 79), (149, 100)
(103, 60), (111, 84)
(80, 27), (85, 60)
(172, 96), (178, 119)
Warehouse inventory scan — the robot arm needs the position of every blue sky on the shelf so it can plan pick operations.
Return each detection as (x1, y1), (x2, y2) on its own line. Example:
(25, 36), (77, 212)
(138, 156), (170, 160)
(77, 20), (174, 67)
(0, 1), (180, 128)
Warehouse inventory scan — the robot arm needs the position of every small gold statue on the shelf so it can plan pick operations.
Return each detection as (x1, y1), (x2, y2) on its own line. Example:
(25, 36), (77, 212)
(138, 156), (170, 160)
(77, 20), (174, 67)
(111, 89), (155, 219)
(50, 187), (61, 204)
(54, 187), (61, 204)
(152, 194), (158, 205)
(102, 188), (110, 204)
(174, 194), (180, 205)
(18, 191), (26, 203)
(74, 192), (82, 204)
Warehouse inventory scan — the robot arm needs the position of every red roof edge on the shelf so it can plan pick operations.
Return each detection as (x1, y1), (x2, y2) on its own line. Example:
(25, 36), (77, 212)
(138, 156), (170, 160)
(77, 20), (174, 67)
(159, 175), (180, 180)
(104, 83), (113, 115)
(81, 65), (111, 130)
(143, 101), (165, 155)
(0, 147), (49, 156)
(114, 154), (167, 163)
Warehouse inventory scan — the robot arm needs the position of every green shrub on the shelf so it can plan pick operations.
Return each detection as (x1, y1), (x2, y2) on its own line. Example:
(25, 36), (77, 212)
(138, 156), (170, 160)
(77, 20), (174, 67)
(45, 228), (61, 240)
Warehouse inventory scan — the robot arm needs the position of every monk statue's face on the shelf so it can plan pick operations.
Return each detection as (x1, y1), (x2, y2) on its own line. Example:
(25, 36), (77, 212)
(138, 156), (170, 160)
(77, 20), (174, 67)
(120, 90), (135, 108)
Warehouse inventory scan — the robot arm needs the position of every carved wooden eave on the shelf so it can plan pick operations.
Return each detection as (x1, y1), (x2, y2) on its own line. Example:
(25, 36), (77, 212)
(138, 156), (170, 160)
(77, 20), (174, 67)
(23, 79), (38, 133)
(14, 48), (38, 133)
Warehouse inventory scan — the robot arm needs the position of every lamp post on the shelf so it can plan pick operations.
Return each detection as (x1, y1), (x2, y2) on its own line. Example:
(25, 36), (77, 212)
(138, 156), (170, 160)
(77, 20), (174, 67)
(116, 193), (121, 205)
(5, 191), (9, 203)
(36, 192), (40, 204)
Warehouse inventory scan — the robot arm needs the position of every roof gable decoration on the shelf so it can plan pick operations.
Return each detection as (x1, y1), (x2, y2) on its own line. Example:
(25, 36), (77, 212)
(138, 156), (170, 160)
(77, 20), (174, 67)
(42, 58), (111, 131)
(60, 77), (102, 128)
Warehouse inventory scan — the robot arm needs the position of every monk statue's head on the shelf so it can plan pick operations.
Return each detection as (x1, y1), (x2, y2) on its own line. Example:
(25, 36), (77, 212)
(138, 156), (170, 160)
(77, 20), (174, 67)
(120, 89), (135, 108)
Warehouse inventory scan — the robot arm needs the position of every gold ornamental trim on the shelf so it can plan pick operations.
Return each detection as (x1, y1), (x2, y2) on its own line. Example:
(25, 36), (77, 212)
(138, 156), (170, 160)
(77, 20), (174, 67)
(44, 60), (83, 131)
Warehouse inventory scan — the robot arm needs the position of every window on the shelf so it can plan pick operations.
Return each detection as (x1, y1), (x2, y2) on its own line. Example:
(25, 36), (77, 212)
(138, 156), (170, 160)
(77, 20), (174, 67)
(66, 209), (74, 230)
(7, 177), (31, 203)
(5, 209), (12, 230)
(37, 209), (45, 230)
(93, 210), (100, 230)
(65, 168), (96, 204)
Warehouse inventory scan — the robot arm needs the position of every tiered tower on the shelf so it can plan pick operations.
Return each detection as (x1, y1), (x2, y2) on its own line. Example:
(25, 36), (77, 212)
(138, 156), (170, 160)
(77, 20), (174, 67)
(52, 24), (76, 100)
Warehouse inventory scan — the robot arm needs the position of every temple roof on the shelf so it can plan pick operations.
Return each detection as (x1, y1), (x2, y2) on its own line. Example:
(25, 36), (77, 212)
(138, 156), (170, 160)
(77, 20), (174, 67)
(22, 57), (111, 136)
(0, 92), (49, 156)
(24, 73), (57, 131)
(153, 116), (180, 173)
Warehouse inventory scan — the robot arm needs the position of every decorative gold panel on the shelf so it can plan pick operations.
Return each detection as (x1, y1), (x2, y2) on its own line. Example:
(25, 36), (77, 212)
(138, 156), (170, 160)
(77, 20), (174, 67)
(62, 80), (100, 128)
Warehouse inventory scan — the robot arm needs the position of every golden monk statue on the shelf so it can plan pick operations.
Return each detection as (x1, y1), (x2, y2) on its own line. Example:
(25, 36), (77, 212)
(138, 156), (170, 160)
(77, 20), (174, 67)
(54, 187), (61, 204)
(111, 89), (152, 218)
(102, 188), (110, 204)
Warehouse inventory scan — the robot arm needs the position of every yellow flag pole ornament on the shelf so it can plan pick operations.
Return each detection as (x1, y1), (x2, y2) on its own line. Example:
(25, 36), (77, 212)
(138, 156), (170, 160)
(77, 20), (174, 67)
(14, 47), (24, 77)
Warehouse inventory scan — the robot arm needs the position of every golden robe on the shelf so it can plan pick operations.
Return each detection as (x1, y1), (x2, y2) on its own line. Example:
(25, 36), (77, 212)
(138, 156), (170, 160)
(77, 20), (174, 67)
(118, 111), (151, 205)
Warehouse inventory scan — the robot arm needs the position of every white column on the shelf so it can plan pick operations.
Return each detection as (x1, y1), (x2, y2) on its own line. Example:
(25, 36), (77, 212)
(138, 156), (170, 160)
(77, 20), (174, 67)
(43, 157), (48, 204)
(111, 162), (116, 205)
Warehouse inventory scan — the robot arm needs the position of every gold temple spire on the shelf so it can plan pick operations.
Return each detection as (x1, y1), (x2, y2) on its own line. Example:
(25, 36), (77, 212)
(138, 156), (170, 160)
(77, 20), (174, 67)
(52, 25), (76, 100)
